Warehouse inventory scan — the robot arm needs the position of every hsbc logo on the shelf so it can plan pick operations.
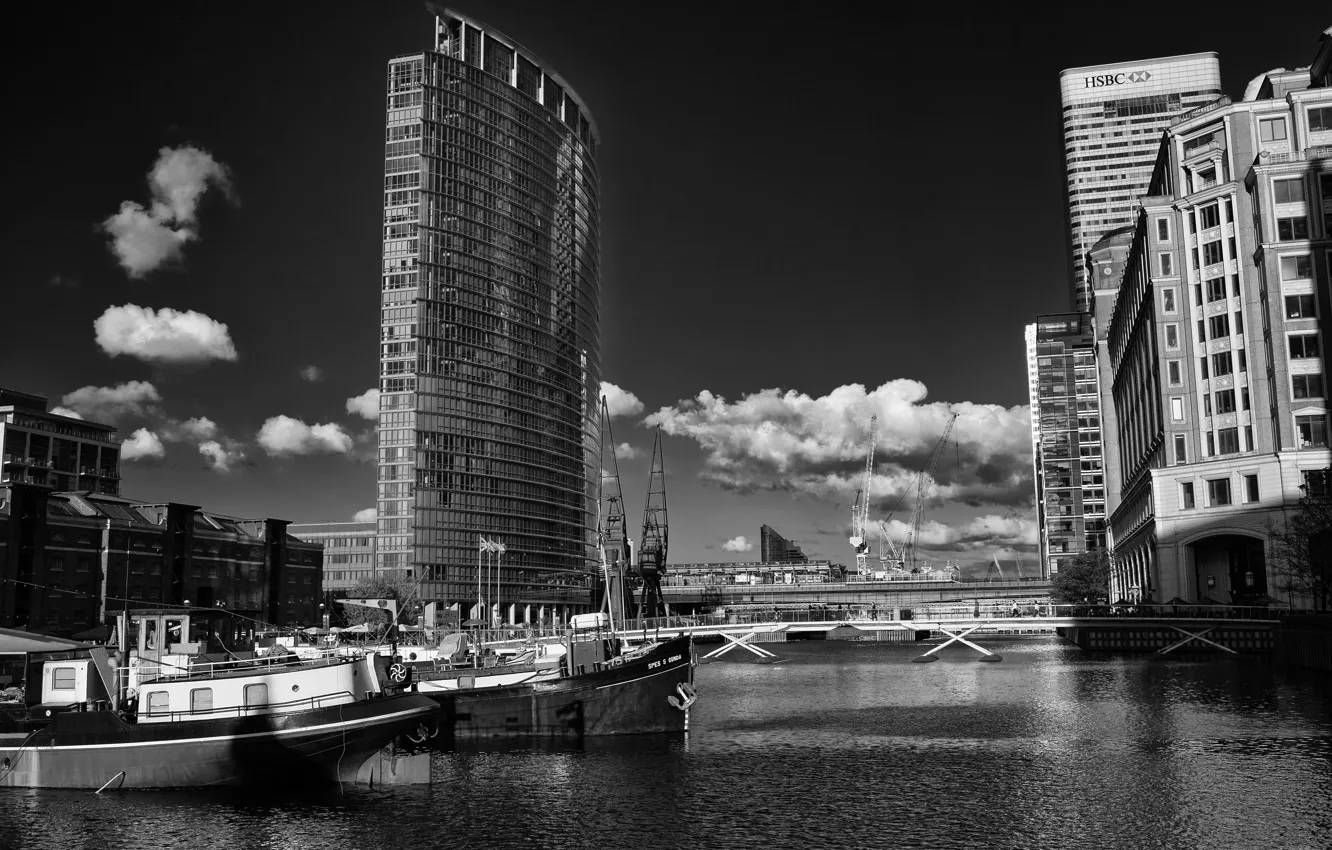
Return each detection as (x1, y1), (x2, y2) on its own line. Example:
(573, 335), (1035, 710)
(1085, 70), (1152, 88)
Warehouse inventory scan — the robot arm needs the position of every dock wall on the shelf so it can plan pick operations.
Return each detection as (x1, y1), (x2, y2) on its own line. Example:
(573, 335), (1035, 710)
(1274, 615), (1332, 673)
(1058, 624), (1275, 653)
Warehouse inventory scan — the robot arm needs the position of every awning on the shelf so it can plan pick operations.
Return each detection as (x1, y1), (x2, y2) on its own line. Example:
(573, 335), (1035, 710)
(0, 627), (88, 655)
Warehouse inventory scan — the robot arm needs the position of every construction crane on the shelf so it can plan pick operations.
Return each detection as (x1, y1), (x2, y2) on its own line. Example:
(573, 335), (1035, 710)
(637, 429), (669, 621)
(597, 396), (634, 625)
(904, 413), (959, 573)
(847, 414), (877, 577)
(878, 519), (906, 570)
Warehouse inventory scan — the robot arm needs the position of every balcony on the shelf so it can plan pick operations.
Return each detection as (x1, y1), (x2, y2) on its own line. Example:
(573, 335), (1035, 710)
(1257, 145), (1332, 166)
(1171, 96), (1231, 127)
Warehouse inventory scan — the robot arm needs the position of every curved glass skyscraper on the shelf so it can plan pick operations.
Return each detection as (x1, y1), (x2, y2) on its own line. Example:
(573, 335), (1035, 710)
(379, 8), (601, 623)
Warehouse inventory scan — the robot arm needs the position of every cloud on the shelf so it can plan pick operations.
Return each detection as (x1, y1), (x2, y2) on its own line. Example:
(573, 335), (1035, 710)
(352, 508), (377, 522)
(50, 407), (84, 420)
(601, 382), (644, 418)
(722, 536), (754, 553)
(616, 442), (641, 460)
(299, 365), (322, 382)
(60, 381), (162, 422)
(94, 304), (238, 364)
(198, 440), (246, 473)
(121, 428), (165, 461)
(645, 380), (1032, 509)
(346, 388), (380, 420)
(257, 415), (354, 456)
(161, 416), (219, 442)
(877, 514), (1038, 554)
(102, 145), (236, 277)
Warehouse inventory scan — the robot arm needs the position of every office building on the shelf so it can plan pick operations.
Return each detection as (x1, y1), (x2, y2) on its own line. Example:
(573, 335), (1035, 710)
(1026, 314), (1107, 578)
(759, 524), (808, 564)
(1060, 54), (1223, 312)
(0, 484), (322, 637)
(1, 388), (121, 495)
(1105, 61), (1332, 605)
(287, 520), (376, 607)
(378, 7), (601, 626)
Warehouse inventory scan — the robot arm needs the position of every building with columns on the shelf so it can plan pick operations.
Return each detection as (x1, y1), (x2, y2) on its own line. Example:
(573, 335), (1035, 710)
(1105, 61), (1332, 605)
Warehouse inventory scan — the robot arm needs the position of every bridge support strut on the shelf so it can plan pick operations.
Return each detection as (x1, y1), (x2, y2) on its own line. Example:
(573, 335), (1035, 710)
(1158, 625), (1237, 655)
(913, 624), (1002, 663)
(701, 630), (780, 661)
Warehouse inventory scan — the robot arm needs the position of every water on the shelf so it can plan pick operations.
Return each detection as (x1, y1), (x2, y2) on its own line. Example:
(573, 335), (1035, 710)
(4, 639), (1331, 850)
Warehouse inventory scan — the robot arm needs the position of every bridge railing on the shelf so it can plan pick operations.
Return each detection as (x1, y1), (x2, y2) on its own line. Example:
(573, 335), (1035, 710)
(616, 602), (1296, 634)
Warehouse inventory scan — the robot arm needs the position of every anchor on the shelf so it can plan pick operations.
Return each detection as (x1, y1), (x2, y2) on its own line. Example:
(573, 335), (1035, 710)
(668, 682), (697, 711)
(912, 623), (1002, 663)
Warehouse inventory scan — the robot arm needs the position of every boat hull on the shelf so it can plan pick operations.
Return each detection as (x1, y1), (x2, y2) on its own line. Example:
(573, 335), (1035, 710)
(422, 635), (696, 740)
(0, 694), (439, 789)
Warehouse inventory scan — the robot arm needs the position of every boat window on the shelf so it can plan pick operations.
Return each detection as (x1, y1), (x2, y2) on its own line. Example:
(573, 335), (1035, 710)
(244, 683), (268, 708)
(147, 691), (170, 716)
(190, 688), (213, 714)
(51, 667), (77, 690)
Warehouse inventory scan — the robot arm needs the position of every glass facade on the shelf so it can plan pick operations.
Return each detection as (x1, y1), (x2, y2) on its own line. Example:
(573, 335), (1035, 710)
(1060, 54), (1222, 312)
(1029, 314), (1106, 577)
(378, 11), (601, 619)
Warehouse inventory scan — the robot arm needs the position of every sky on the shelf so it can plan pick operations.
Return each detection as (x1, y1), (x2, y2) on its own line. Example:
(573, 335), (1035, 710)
(2, 5), (1328, 576)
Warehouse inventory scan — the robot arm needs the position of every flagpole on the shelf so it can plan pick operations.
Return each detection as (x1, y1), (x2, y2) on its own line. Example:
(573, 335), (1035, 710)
(477, 535), (484, 623)
(496, 541), (503, 629)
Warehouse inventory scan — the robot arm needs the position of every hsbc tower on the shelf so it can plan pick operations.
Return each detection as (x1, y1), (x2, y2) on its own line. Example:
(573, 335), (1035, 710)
(1059, 53), (1222, 311)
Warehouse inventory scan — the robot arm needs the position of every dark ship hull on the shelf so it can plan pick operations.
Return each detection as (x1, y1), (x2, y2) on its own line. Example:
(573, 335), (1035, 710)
(0, 694), (439, 789)
(424, 635), (696, 741)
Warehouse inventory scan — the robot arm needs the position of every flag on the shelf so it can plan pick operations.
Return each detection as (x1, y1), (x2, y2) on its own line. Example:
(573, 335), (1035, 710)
(480, 536), (498, 553)
(494, 541), (506, 555)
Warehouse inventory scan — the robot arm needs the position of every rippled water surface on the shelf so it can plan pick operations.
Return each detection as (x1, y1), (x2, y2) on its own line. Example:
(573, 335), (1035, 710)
(5, 639), (1331, 850)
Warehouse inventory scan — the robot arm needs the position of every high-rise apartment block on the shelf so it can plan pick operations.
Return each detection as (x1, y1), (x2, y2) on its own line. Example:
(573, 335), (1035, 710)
(1060, 54), (1223, 313)
(378, 8), (601, 626)
(287, 520), (377, 604)
(1026, 314), (1107, 577)
(759, 524), (808, 565)
(1105, 62), (1332, 605)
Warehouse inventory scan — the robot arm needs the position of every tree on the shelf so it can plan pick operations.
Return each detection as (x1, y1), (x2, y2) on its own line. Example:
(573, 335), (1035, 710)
(1051, 549), (1111, 604)
(339, 572), (422, 628)
(1266, 469), (1332, 611)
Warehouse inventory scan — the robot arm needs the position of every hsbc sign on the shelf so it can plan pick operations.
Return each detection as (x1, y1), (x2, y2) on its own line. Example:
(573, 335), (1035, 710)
(1085, 70), (1153, 88)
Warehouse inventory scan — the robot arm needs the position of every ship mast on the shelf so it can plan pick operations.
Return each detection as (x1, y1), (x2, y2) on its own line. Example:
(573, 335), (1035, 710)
(637, 429), (669, 622)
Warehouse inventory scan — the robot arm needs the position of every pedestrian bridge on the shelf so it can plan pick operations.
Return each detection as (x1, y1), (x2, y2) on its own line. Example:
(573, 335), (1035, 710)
(612, 604), (1286, 662)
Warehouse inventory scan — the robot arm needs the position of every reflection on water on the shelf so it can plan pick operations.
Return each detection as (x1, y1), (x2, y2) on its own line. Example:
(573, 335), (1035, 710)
(6, 639), (1331, 850)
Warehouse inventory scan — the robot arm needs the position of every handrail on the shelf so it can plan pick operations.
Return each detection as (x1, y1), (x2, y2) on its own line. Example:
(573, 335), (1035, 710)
(138, 689), (358, 723)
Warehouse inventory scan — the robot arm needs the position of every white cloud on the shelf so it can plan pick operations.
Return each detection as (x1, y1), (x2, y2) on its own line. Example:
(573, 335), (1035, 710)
(50, 407), (84, 420)
(299, 365), (322, 382)
(95, 304), (238, 364)
(352, 508), (377, 522)
(616, 442), (641, 460)
(257, 415), (354, 456)
(601, 382), (644, 418)
(645, 380), (1032, 508)
(60, 381), (162, 422)
(198, 440), (246, 473)
(345, 388), (380, 420)
(877, 514), (1038, 553)
(161, 416), (219, 442)
(722, 536), (754, 553)
(102, 146), (236, 277)
(121, 428), (165, 461)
